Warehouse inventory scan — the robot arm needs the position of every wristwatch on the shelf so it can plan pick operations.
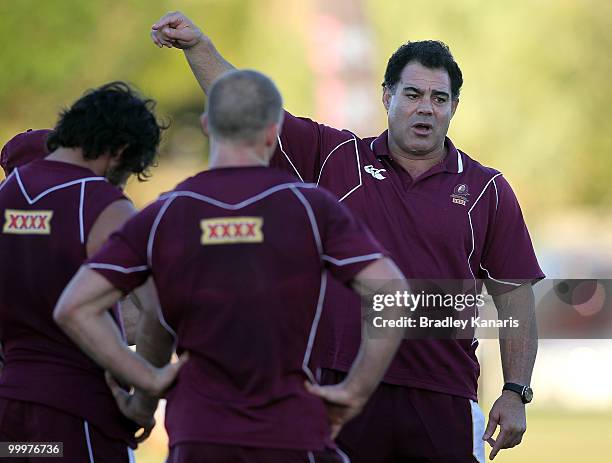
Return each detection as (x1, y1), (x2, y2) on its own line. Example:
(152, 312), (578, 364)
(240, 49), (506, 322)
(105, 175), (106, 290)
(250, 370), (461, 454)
(502, 383), (533, 404)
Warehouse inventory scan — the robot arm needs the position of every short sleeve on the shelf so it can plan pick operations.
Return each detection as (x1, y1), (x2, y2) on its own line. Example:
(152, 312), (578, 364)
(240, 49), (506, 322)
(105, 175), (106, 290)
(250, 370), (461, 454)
(270, 111), (350, 183)
(479, 175), (545, 295)
(86, 200), (165, 294)
(307, 188), (387, 283)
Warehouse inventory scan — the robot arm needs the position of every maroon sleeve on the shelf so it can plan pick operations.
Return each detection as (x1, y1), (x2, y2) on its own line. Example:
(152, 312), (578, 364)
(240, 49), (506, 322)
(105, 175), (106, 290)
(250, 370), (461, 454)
(82, 181), (129, 240)
(270, 110), (352, 183)
(307, 188), (387, 283)
(86, 200), (165, 294)
(479, 175), (545, 295)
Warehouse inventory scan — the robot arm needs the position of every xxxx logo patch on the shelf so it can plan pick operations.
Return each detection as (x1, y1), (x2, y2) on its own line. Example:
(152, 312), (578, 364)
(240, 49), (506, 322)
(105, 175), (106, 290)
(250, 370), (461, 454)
(201, 217), (263, 245)
(3, 209), (54, 235)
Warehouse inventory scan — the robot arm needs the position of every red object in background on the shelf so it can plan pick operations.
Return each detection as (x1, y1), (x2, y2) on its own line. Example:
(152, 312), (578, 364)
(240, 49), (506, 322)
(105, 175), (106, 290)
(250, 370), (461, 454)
(1, 129), (52, 176)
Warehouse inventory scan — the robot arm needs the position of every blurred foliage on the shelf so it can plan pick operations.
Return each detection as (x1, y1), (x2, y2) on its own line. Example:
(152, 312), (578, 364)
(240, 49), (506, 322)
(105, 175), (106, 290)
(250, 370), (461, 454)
(1, 0), (610, 214)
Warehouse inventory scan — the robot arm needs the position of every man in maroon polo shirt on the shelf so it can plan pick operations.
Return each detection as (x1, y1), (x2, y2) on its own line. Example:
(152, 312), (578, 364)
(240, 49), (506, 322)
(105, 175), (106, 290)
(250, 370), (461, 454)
(54, 70), (409, 463)
(151, 13), (544, 462)
(0, 82), (171, 462)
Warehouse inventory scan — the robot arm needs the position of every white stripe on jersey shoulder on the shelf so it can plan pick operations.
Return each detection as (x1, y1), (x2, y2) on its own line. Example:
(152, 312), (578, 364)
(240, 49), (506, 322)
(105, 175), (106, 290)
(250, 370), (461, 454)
(316, 137), (355, 185)
(307, 451), (316, 463)
(147, 194), (177, 267)
(457, 151), (464, 173)
(289, 185), (323, 255)
(0, 171), (16, 192)
(159, 182), (317, 211)
(277, 135), (304, 182)
(87, 263), (149, 274)
(479, 263), (522, 287)
(322, 253), (384, 266)
(369, 139), (375, 151)
(14, 168), (106, 205)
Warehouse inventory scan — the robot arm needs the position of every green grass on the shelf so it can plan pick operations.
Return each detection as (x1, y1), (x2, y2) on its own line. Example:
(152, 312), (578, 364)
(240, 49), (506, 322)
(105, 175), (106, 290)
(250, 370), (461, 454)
(133, 410), (612, 462)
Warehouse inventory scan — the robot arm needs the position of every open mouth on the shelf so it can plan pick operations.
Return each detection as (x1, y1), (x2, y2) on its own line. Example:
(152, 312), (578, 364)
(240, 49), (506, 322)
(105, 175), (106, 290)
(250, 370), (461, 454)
(411, 123), (433, 135)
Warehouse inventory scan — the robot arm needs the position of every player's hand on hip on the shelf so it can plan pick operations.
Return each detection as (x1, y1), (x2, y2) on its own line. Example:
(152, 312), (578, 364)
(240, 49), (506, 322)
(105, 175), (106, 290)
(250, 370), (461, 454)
(105, 372), (157, 443)
(483, 391), (527, 460)
(150, 351), (190, 396)
(151, 11), (205, 49)
(304, 381), (367, 440)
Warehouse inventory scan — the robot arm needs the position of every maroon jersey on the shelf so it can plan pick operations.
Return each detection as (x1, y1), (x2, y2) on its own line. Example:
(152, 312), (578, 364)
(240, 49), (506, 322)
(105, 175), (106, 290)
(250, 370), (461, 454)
(271, 112), (545, 400)
(88, 166), (385, 450)
(0, 159), (138, 446)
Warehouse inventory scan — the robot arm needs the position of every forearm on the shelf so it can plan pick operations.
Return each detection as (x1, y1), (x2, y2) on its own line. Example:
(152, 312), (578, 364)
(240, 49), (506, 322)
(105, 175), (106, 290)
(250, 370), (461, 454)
(185, 38), (235, 94)
(59, 309), (158, 394)
(495, 284), (538, 385)
(136, 310), (173, 367)
(345, 259), (408, 399)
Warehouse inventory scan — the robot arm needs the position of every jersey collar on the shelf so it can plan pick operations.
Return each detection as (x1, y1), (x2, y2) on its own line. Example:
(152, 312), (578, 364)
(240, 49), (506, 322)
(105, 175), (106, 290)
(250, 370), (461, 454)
(370, 130), (464, 174)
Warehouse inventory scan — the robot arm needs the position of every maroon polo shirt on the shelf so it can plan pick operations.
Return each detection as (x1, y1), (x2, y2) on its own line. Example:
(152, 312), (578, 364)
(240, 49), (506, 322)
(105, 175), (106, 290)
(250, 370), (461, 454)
(0, 159), (138, 446)
(87, 166), (386, 450)
(271, 112), (545, 400)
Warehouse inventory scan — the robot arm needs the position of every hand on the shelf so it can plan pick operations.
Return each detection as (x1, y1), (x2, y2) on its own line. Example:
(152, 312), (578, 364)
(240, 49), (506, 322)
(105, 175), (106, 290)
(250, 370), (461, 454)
(483, 391), (527, 460)
(105, 372), (157, 443)
(151, 11), (204, 49)
(305, 381), (367, 440)
(148, 352), (190, 397)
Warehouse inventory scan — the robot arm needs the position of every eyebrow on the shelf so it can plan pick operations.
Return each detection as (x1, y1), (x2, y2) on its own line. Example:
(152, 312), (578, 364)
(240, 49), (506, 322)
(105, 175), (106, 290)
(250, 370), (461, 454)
(402, 86), (450, 99)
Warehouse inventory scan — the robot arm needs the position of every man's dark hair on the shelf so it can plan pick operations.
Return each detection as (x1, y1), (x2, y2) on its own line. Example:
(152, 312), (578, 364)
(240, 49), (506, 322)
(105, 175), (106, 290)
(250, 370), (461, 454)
(383, 40), (463, 99)
(207, 70), (283, 143)
(46, 81), (164, 181)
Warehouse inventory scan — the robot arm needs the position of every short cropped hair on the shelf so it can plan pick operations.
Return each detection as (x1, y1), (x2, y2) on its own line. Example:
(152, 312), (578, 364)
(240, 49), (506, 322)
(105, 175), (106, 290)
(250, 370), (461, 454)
(383, 40), (463, 99)
(46, 81), (164, 181)
(207, 70), (283, 143)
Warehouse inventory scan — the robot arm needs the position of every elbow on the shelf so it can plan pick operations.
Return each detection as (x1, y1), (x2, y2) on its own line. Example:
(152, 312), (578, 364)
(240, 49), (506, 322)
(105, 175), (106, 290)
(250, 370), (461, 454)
(53, 300), (80, 329)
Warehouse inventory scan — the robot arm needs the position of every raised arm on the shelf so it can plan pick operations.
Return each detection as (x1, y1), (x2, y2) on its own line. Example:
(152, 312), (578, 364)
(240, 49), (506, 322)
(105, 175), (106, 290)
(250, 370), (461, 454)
(151, 11), (235, 94)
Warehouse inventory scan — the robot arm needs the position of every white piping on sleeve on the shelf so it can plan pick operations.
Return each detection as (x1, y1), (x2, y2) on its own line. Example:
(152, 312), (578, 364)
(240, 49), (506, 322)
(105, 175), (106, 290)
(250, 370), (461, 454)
(322, 253), (383, 266)
(479, 263), (522, 287)
(87, 263), (149, 274)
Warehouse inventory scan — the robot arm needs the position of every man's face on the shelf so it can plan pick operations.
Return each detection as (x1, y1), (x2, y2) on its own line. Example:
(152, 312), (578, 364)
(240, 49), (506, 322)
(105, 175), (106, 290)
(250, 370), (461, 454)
(383, 61), (458, 157)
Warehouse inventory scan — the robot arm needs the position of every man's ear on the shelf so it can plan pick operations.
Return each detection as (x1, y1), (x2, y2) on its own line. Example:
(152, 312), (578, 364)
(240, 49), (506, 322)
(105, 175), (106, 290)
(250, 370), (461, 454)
(200, 112), (210, 137)
(382, 86), (393, 112)
(451, 98), (459, 118)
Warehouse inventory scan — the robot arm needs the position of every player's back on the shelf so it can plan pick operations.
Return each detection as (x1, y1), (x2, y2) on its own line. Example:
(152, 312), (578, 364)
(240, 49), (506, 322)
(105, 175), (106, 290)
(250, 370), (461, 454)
(0, 159), (136, 443)
(145, 166), (337, 449)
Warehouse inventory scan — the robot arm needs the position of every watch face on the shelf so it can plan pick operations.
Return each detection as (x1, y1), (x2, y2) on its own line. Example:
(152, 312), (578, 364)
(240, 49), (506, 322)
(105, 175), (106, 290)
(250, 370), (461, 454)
(523, 387), (534, 403)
